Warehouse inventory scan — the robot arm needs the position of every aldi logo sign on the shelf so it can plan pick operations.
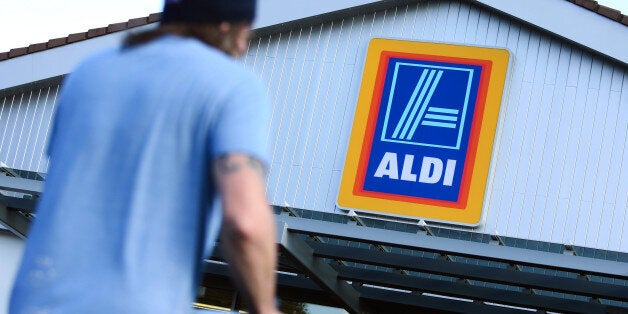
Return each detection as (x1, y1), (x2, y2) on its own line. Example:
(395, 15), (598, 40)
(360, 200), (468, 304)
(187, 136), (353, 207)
(338, 39), (510, 225)
(370, 60), (482, 203)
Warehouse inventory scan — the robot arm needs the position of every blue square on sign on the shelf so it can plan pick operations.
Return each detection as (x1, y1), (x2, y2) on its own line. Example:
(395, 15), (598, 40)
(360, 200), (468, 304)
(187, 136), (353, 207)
(362, 58), (483, 202)
(380, 61), (475, 150)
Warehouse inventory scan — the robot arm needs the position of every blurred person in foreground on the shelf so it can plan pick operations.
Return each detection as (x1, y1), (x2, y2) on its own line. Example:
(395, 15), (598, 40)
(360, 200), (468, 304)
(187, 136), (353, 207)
(10, 0), (278, 313)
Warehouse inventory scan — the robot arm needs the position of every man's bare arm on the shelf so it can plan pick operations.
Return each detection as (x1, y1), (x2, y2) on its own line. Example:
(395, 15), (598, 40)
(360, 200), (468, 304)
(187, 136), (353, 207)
(215, 154), (265, 176)
(213, 154), (278, 314)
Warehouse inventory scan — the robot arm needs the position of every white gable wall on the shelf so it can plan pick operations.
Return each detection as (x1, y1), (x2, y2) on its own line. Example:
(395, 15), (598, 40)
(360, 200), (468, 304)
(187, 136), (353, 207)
(472, 0), (628, 64)
(243, 0), (628, 251)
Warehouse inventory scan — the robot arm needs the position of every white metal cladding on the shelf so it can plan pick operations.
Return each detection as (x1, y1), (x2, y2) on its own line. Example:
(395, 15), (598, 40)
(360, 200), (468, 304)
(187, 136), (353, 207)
(240, 0), (628, 252)
(0, 0), (626, 252)
(0, 85), (59, 174)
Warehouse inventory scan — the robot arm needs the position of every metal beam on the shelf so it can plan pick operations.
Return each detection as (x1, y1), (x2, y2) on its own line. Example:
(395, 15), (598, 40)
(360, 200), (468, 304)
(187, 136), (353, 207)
(0, 201), (30, 239)
(276, 222), (365, 314)
(358, 285), (531, 314)
(335, 265), (608, 314)
(0, 175), (43, 195)
(202, 262), (340, 308)
(0, 194), (38, 213)
(203, 261), (533, 313)
(307, 241), (628, 301)
(276, 215), (628, 279)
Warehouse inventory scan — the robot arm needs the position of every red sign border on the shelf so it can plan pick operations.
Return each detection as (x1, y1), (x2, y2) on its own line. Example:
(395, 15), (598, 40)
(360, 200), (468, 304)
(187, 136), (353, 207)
(352, 51), (493, 209)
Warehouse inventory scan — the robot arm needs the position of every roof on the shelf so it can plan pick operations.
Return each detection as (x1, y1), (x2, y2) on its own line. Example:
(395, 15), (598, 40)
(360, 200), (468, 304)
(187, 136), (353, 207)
(573, 0), (628, 22)
(0, 0), (626, 62)
(0, 13), (161, 61)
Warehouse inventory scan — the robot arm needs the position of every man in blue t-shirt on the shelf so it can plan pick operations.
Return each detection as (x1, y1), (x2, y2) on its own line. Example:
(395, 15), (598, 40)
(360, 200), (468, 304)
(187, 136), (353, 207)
(10, 1), (279, 313)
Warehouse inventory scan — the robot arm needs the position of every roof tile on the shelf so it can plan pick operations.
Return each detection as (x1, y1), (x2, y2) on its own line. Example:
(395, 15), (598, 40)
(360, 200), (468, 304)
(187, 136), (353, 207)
(597, 5), (622, 20)
(8, 47), (28, 58)
(0, 4), (626, 62)
(148, 13), (162, 23)
(28, 43), (47, 53)
(127, 17), (148, 28)
(87, 27), (107, 38)
(107, 22), (128, 33)
(67, 32), (87, 43)
(47, 37), (68, 48)
(577, 0), (600, 11)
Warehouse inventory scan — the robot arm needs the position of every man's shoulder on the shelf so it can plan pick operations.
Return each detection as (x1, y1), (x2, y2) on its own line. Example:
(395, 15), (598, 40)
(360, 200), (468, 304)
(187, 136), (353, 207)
(59, 46), (121, 90)
(196, 50), (255, 81)
(160, 37), (258, 84)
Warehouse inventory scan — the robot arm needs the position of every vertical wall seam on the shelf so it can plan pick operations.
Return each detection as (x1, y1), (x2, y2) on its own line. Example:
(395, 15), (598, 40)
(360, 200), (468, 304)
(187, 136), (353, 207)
(5, 94), (24, 167)
(37, 85), (60, 173)
(0, 96), (7, 162)
(568, 56), (595, 244)
(297, 24), (325, 208)
(499, 27), (531, 235)
(287, 26), (314, 208)
(28, 87), (51, 171)
(318, 19), (347, 212)
(19, 89), (40, 170)
(523, 36), (551, 241)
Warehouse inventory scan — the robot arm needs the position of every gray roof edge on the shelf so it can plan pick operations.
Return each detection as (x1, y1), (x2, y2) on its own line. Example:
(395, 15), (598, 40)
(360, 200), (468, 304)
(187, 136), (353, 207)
(277, 214), (628, 279)
(471, 0), (628, 65)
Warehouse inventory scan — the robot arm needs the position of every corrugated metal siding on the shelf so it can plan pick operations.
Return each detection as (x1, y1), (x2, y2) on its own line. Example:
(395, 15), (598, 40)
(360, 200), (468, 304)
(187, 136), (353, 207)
(241, 0), (628, 251)
(0, 0), (626, 251)
(0, 85), (59, 173)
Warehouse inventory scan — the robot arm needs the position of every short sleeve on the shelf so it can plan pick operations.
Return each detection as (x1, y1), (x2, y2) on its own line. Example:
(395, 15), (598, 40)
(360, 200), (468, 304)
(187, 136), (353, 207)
(45, 106), (60, 156)
(210, 76), (271, 166)
(45, 75), (73, 157)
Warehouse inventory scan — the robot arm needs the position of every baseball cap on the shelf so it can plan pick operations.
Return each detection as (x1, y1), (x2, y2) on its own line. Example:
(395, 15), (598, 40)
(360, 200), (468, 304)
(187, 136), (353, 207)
(161, 0), (256, 24)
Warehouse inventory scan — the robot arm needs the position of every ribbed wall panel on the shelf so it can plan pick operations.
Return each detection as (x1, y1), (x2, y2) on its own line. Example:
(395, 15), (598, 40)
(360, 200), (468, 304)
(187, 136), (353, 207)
(0, 85), (59, 173)
(241, 0), (628, 252)
(1, 0), (626, 251)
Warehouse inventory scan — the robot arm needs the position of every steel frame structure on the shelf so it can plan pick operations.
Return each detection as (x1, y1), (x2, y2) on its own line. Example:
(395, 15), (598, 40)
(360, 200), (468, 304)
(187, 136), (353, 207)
(204, 214), (628, 313)
(2, 176), (627, 313)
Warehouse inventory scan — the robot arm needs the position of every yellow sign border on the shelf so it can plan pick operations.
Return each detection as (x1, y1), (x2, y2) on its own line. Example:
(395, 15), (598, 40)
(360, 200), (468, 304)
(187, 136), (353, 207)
(338, 38), (510, 226)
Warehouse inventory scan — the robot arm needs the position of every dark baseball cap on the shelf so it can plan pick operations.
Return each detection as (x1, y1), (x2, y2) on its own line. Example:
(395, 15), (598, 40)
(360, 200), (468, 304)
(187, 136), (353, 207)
(161, 0), (256, 24)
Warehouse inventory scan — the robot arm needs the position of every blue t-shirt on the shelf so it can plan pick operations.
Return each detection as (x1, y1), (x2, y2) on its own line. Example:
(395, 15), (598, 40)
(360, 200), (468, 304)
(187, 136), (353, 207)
(10, 35), (270, 313)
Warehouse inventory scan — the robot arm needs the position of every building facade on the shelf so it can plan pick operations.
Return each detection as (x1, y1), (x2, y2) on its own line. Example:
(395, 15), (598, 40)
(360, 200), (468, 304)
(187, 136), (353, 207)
(1, 0), (627, 312)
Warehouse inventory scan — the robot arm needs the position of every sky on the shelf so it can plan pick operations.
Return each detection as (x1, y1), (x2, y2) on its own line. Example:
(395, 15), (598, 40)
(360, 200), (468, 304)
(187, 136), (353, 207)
(0, 0), (627, 53)
(0, 0), (162, 52)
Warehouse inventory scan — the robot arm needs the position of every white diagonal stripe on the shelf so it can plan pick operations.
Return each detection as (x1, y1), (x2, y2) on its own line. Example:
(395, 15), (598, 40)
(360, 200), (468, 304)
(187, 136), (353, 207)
(406, 70), (444, 140)
(398, 69), (436, 139)
(391, 69), (430, 139)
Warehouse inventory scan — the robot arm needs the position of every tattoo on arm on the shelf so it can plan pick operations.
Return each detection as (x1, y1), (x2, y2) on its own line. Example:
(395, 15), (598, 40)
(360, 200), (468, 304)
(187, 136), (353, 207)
(214, 155), (265, 176)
